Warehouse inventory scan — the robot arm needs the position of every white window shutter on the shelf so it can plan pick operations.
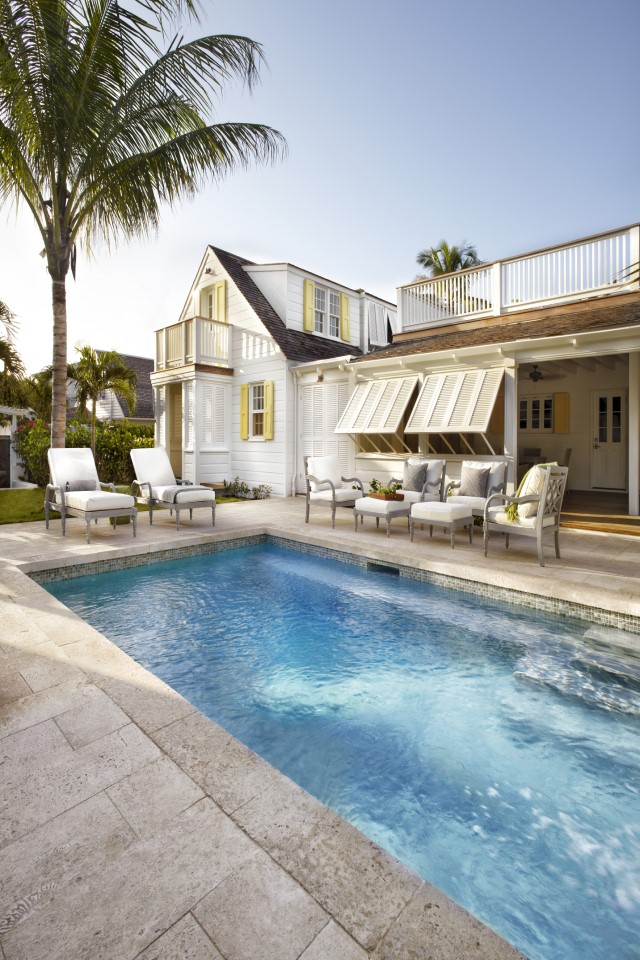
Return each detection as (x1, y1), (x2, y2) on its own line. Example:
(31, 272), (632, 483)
(335, 376), (418, 434)
(406, 369), (504, 433)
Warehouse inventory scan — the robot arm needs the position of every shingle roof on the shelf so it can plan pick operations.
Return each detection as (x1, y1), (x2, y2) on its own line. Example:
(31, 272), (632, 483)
(351, 295), (640, 363)
(97, 352), (154, 420)
(211, 247), (362, 362)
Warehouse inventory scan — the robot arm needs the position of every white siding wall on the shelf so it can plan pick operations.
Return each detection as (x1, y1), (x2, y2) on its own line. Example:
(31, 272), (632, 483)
(243, 265), (288, 322)
(228, 275), (290, 496)
(190, 376), (232, 484)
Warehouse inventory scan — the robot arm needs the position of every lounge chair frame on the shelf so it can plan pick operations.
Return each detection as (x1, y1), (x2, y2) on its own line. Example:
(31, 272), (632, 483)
(130, 447), (216, 530)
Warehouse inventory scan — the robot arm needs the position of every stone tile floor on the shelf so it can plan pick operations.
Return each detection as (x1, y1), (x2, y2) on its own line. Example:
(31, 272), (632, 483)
(2, 497), (640, 959)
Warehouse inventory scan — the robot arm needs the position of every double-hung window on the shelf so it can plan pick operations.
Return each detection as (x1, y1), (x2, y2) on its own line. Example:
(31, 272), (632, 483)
(328, 291), (340, 337)
(313, 286), (341, 338)
(251, 383), (265, 438)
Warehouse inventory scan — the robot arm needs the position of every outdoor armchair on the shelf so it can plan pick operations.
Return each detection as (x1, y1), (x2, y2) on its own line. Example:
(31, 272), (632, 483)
(392, 457), (446, 505)
(304, 454), (364, 528)
(45, 447), (137, 544)
(483, 464), (568, 567)
(130, 447), (216, 530)
(446, 459), (508, 517)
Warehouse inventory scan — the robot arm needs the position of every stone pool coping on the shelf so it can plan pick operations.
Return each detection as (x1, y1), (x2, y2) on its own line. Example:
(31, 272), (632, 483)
(3, 498), (640, 958)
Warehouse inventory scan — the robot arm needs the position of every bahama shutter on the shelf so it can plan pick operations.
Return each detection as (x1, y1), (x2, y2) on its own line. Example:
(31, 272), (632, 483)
(214, 280), (226, 323)
(303, 279), (315, 332)
(405, 369), (504, 433)
(263, 381), (274, 440)
(240, 383), (249, 439)
(334, 375), (419, 433)
(340, 292), (350, 341)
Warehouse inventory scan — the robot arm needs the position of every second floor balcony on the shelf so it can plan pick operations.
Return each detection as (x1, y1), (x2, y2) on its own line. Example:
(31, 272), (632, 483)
(155, 316), (231, 371)
(398, 223), (640, 332)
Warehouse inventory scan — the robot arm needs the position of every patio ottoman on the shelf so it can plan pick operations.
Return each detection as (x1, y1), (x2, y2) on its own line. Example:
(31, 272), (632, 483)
(409, 501), (473, 548)
(353, 496), (411, 537)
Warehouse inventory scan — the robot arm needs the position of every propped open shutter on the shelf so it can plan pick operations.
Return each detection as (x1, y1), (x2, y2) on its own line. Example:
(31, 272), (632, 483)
(240, 383), (249, 439)
(263, 381), (274, 439)
(215, 280), (226, 323)
(406, 369), (504, 433)
(340, 293), (350, 341)
(303, 279), (315, 331)
(334, 375), (418, 434)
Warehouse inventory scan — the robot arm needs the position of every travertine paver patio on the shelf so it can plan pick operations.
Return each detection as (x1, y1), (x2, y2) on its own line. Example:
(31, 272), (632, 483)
(1, 496), (640, 960)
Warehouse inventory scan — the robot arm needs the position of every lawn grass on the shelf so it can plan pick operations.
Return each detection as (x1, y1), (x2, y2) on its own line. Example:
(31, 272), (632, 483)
(0, 487), (241, 524)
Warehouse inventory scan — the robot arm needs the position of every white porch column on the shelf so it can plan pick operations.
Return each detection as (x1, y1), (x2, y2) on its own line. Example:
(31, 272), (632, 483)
(629, 351), (640, 516)
(503, 360), (517, 492)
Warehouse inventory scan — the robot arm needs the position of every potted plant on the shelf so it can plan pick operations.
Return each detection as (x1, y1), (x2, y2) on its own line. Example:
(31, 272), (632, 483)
(368, 478), (404, 501)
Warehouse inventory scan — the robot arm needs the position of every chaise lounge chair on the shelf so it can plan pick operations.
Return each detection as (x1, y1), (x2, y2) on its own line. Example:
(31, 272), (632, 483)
(130, 447), (216, 529)
(483, 464), (568, 566)
(45, 447), (137, 544)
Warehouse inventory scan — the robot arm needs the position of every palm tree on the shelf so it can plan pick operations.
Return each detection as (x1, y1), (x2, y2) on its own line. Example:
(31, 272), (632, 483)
(416, 240), (482, 278)
(0, 0), (285, 448)
(70, 346), (138, 454)
(0, 299), (26, 410)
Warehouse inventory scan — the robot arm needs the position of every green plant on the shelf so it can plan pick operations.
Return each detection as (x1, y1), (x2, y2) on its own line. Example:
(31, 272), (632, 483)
(70, 347), (138, 454)
(223, 476), (272, 499)
(368, 478), (400, 496)
(12, 418), (51, 487)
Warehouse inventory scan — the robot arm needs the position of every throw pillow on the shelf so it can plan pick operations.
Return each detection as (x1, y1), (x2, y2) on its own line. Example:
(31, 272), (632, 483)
(65, 479), (98, 492)
(403, 458), (427, 492)
(517, 465), (547, 519)
(458, 465), (490, 498)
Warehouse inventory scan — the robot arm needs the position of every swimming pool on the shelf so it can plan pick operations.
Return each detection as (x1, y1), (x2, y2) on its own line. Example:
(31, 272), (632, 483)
(47, 543), (640, 960)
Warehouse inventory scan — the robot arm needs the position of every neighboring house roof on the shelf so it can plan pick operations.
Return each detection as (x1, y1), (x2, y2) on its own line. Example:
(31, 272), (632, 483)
(211, 247), (363, 363)
(351, 294), (640, 363)
(96, 352), (154, 420)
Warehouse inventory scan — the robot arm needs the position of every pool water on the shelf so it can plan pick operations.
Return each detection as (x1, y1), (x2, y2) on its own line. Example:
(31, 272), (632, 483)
(47, 544), (640, 960)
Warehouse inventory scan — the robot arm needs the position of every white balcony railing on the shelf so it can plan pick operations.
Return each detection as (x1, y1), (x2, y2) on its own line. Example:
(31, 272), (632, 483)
(399, 223), (640, 332)
(155, 316), (231, 370)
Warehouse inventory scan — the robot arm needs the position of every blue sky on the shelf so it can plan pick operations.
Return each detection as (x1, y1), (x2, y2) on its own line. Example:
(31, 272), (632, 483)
(2, 0), (639, 374)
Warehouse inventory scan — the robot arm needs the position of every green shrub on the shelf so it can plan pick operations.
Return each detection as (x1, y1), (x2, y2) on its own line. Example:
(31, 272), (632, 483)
(12, 418), (51, 487)
(12, 417), (155, 486)
(223, 476), (272, 500)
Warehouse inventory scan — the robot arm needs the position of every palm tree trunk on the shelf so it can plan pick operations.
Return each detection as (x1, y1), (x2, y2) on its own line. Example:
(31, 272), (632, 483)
(50, 273), (68, 448)
(91, 398), (97, 455)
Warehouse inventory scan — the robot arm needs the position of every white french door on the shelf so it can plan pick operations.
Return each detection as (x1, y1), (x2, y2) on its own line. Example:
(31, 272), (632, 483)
(591, 390), (627, 489)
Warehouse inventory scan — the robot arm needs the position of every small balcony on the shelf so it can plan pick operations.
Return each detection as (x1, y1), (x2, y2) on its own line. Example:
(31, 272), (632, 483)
(399, 223), (640, 332)
(155, 317), (231, 370)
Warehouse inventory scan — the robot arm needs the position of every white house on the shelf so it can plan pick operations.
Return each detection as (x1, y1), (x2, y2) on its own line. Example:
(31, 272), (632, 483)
(151, 247), (397, 496)
(153, 222), (640, 516)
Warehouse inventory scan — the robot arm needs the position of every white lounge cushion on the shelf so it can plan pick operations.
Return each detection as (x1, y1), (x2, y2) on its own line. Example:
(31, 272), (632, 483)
(63, 490), (135, 512)
(517, 465), (548, 519)
(130, 447), (176, 486)
(488, 509), (557, 528)
(152, 485), (216, 504)
(307, 455), (342, 492)
(309, 488), (357, 503)
(48, 448), (101, 492)
(460, 459), (506, 496)
(411, 501), (473, 523)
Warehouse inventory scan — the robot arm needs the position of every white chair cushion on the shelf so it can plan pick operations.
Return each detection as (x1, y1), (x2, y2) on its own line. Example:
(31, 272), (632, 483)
(447, 495), (488, 512)
(130, 447), (176, 486)
(152, 485), (216, 504)
(460, 459), (506, 495)
(488, 509), (556, 529)
(48, 448), (100, 491)
(517, 465), (547, 519)
(309, 488), (356, 503)
(63, 490), (135, 512)
(307, 455), (342, 492)
(411, 501), (472, 522)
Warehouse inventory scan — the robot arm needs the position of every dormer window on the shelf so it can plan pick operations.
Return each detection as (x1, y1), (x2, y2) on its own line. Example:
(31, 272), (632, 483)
(304, 279), (350, 341)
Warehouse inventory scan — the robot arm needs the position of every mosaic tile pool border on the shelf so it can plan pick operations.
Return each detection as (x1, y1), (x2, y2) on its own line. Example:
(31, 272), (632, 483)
(29, 531), (640, 642)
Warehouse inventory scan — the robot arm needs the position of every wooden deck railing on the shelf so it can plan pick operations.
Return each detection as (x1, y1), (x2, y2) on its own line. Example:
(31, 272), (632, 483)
(155, 317), (231, 369)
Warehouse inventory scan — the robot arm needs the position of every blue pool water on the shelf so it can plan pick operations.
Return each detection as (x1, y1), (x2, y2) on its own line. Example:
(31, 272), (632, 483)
(47, 544), (640, 960)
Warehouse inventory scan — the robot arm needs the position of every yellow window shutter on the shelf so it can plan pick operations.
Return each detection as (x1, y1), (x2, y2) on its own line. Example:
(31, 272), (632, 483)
(263, 381), (274, 440)
(240, 384), (249, 440)
(340, 293), (350, 341)
(215, 280), (226, 323)
(554, 392), (570, 433)
(303, 279), (315, 332)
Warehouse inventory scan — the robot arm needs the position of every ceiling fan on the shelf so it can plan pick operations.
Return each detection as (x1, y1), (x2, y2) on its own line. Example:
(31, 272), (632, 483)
(529, 364), (544, 383)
